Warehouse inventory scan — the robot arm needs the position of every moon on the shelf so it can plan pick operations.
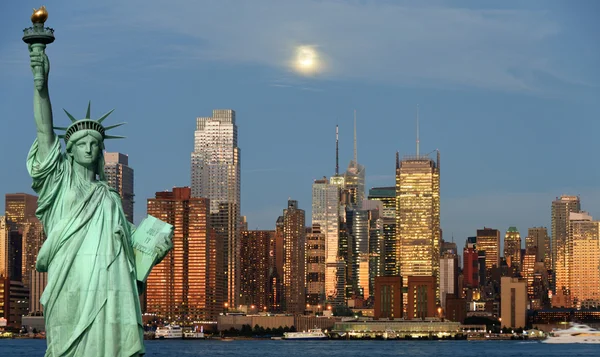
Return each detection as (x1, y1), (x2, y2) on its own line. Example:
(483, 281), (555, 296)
(293, 46), (320, 75)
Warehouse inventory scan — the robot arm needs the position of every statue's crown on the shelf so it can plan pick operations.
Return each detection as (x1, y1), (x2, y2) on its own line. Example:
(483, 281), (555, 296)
(54, 102), (125, 143)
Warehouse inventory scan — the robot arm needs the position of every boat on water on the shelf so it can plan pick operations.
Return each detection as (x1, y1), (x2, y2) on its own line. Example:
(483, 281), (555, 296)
(542, 323), (600, 344)
(283, 328), (328, 340)
(155, 325), (183, 339)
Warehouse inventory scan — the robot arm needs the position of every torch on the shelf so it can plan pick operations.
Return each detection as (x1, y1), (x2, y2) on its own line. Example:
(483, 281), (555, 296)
(22, 6), (55, 90)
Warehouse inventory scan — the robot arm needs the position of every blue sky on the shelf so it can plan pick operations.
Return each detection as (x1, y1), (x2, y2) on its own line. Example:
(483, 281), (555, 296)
(1, 0), (599, 247)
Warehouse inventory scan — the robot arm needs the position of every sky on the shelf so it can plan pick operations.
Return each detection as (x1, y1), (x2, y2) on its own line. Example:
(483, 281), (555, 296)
(1, 0), (599, 247)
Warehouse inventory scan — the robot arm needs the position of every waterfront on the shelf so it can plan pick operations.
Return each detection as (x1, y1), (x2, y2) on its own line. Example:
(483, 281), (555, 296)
(1, 339), (599, 356)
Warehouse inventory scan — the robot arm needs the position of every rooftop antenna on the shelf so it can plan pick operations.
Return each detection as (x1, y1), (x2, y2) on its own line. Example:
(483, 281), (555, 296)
(335, 124), (339, 176)
(353, 109), (357, 168)
(416, 104), (420, 158)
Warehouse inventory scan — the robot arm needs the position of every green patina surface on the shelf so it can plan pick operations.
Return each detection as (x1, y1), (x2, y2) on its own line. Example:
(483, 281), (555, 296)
(24, 9), (172, 356)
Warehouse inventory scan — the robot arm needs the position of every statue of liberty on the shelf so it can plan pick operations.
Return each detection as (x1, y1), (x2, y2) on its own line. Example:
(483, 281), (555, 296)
(24, 7), (172, 356)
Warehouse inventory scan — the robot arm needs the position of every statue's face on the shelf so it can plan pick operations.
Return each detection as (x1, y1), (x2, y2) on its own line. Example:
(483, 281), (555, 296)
(71, 134), (101, 168)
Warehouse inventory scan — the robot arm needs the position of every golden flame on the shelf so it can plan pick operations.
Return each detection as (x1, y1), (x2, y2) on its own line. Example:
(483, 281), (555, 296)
(31, 6), (48, 23)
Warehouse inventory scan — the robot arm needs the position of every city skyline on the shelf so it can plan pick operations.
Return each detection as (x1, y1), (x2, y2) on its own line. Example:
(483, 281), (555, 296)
(1, 1), (599, 242)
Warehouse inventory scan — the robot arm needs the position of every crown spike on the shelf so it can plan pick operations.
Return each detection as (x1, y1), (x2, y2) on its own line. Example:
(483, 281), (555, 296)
(85, 101), (91, 119)
(63, 109), (78, 123)
(53, 126), (68, 131)
(104, 122), (126, 131)
(57, 134), (65, 138)
(97, 109), (115, 123)
(104, 135), (126, 140)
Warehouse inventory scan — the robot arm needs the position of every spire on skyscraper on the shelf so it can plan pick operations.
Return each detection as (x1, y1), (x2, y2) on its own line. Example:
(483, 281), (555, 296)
(416, 104), (420, 158)
(353, 109), (357, 168)
(335, 125), (339, 176)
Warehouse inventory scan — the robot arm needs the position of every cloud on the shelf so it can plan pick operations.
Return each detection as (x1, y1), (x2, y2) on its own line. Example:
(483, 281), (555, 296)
(95, 0), (576, 93)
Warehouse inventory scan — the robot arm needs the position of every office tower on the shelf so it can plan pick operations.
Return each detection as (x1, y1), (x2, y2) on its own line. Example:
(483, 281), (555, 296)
(396, 150), (441, 301)
(478, 251), (487, 287)
(365, 202), (385, 300)
(406, 276), (437, 319)
(476, 227), (500, 272)
(191, 109), (241, 306)
(521, 247), (537, 299)
(29, 270), (47, 314)
(526, 227), (550, 270)
(368, 187), (397, 276)
(0, 217), (22, 281)
(240, 230), (274, 310)
(552, 195), (581, 294)
(500, 277), (527, 328)
(503, 227), (521, 270)
(374, 276), (402, 319)
(440, 251), (459, 310)
(305, 225), (326, 305)
(312, 177), (340, 302)
(20, 218), (44, 287)
(569, 212), (600, 308)
(146, 187), (222, 321)
(5, 193), (37, 225)
(281, 200), (306, 314)
(463, 237), (478, 288)
(104, 152), (134, 223)
(346, 209), (369, 297)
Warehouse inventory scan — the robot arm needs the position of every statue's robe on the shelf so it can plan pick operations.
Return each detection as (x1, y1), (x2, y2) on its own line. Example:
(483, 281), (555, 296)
(28, 138), (144, 357)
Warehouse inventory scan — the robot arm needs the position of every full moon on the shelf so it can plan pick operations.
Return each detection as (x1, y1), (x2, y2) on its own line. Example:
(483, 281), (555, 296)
(294, 46), (320, 75)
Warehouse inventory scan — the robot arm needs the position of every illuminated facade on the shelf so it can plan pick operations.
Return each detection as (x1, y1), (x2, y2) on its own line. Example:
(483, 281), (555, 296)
(4, 193), (37, 225)
(311, 178), (340, 302)
(281, 200), (306, 314)
(526, 227), (550, 270)
(552, 195), (580, 295)
(104, 152), (134, 223)
(503, 227), (521, 270)
(476, 227), (500, 272)
(305, 225), (326, 305)
(407, 276), (437, 319)
(146, 187), (223, 322)
(396, 152), (440, 302)
(440, 251), (458, 309)
(569, 212), (600, 308)
(240, 230), (274, 311)
(191, 109), (241, 306)
(368, 187), (397, 276)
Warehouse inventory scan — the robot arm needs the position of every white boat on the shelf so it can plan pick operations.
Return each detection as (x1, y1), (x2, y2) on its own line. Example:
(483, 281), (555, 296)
(542, 323), (600, 344)
(283, 328), (327, 340)
(155, 325), (183, 339)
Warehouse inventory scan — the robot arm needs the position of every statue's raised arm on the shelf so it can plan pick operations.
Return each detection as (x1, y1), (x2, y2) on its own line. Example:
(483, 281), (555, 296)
(24, 6), (55, 162)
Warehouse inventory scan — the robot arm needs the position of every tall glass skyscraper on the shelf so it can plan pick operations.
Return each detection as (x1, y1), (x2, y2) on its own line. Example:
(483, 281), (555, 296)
(396, 151), (441, 302)
(368, 187), (397, 276)
(552, 195), (580, 294)
(191, 109), (241, 306)
(312, 177), (341, 303)
(503, 227), (521, 270)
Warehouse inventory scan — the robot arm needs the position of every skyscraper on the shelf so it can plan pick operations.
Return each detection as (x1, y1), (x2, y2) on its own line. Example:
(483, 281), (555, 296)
(500, 277), (527, 328)
(104, 152), (134, 223)
(146, 187), (222, 321)
(503, 227), (521, 270)
(569, 212), (600, 308)
(240, 230), (274, 310)
(0, 217), (22, 281)
(552, 195), (580, 294)
(440, 251), (459, 309)
(281, 200), (306, 314)
(396, 150), (441, 301)
(191, 109), (241, 306)
(476, 227), (501, 272)
(368, 187), (397, 276)
(311, 177), (340, 302)
(344, 111), (365, 209)
(305, 224), (325, 305)
(4, 193), (37, 225)
(463, 237), (479, 288)
(20, 218), (44, 287)
(525, 227), (551, 270)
